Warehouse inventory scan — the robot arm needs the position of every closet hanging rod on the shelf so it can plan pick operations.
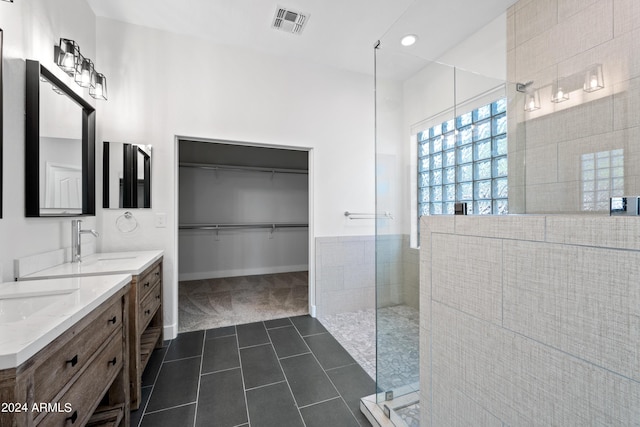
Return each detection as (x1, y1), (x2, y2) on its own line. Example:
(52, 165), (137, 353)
(179, 162), (308, 175)
(344, 211), (394, 219)
(179, 222), (309, 231)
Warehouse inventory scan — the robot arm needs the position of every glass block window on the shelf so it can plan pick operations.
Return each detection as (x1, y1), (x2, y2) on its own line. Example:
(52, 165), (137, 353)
(417, 98), (508, 218)
(581, 149), (624, 211)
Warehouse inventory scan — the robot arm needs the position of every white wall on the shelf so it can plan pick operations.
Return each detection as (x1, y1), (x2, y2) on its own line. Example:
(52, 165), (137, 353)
(0, 0), (97, 282)
(94, 18), (376, 337)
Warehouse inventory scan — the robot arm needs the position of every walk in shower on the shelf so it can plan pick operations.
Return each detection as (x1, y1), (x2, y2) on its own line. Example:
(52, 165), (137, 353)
(371, 0), (640, 425)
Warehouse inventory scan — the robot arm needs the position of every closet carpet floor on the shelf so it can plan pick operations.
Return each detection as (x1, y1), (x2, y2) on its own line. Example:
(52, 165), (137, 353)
(178, 271), (309, 333)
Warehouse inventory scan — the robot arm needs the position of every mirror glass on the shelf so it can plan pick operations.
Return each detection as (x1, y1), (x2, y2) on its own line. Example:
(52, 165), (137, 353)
(25, 60), (95, 217)
(103, 141), (152, 208)
(39, 76), (83, 214)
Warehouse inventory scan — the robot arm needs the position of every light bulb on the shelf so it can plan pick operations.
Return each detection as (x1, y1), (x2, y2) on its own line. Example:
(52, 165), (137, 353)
(400, 34), (417, 47)
(590, 75), (598, 89)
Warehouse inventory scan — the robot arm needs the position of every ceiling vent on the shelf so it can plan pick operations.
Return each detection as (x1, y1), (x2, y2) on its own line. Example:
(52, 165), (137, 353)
(272, 6), (309, 35)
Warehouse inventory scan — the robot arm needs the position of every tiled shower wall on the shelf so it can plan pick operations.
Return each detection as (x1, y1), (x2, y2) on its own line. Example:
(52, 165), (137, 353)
(507, 0), (640, 213)
(315, 235), (419, 317)
(419, 215), (640, 425)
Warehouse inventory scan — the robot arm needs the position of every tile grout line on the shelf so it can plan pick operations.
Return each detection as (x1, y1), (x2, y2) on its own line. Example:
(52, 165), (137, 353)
(236, 326), (252, 427)
(143, 401), (198, 416)
(244, 379), (287, 392)
(297, 319), (363, 426)
(192, 332), (206, 427)
(136, 343), (171, 426)
(267, 318), (309, 427)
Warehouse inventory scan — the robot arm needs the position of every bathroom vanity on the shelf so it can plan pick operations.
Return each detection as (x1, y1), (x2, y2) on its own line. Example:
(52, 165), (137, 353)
(17, 250), (164, 410)
(0, 274), (131, 427)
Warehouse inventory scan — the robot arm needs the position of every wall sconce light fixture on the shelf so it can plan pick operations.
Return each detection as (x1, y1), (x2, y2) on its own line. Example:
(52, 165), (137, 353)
(524, 89), (541, 111)
(584, 64), (604, 92)
(55, 38), (80, 76)
(517, 81), (540, 112)
(90, 72), (107, 100)
(74, 54), (95, 88)
(551, 80), (569, 103)
(54, 37), (107, 100)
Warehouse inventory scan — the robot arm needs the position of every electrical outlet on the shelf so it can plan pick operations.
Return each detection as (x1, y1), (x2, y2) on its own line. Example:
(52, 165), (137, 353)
(155, 213), (167, 228)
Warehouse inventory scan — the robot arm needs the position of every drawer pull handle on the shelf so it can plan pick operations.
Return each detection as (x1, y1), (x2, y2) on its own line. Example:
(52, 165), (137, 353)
(108, 316), (117, 324)
(156, 295), (161, 300)
(155, 271), (160, 276)
(145, 309), (151, 315)
(143, 282), (150, 288)
(108, 357), (117, 366)
(66, 410), (78, 424)
(66, 355), (78, 367)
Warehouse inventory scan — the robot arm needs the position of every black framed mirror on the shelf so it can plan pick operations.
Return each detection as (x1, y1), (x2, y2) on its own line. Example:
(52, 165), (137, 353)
(103, 141), (152, 208)
(25, 59), (95, 217)
(0, 28), (4, 218)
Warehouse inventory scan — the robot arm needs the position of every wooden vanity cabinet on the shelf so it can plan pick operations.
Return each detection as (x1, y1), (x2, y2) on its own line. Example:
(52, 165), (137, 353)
(129, 258), (164, 410)
(0, 284), (130, 427)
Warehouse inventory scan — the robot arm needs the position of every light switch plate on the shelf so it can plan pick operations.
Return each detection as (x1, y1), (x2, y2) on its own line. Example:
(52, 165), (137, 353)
(155, 213), (167, 228)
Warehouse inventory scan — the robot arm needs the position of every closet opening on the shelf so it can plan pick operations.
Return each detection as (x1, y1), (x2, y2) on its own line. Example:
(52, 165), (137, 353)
(177, 138), (311, 333)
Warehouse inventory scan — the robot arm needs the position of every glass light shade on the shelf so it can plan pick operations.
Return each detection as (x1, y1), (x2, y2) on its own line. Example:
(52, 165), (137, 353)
(75, 55), (95, 88)
(56, 38), (80, 76)
(584, 64), (604, 92)
(90, 72), (107, 100)
(551, 81), (569, 103)
(524, 89), (540, 112)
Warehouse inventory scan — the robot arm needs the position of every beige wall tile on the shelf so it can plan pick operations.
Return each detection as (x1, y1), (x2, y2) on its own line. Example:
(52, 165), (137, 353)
(453, 215), (545, 241)
(503, 239), (640, 382)
(431, 234), (502, 325)
(546, 215), (640, 249)
(515, 0), (558, 46)
(431, 302), (640, 425)
(614, 77), (640, 130)
(551, 0), (614, 64)
(524, 143), (559, 185)
(525, 181), (581, 213)
(614, 0), (640, 36)
(558, 0), (599, 21)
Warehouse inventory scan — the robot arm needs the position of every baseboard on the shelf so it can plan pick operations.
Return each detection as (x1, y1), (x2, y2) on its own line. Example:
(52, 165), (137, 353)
(178, 264), (309, 282)
(164, 322), (178, 341)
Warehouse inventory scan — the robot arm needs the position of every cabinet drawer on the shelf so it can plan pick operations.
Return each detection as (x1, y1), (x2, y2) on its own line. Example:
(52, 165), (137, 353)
(34, 297), (123, 404)
(138, 282), (161, 335)
(137, 263), (161, 303)
(37, 332), (123, 427)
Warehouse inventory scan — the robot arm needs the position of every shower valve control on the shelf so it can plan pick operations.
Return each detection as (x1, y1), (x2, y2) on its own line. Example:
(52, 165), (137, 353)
(610, 197), (640, 216)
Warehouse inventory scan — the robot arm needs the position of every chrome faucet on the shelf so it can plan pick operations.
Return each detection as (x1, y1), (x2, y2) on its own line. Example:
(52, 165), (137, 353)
(71, 219), (99, 263)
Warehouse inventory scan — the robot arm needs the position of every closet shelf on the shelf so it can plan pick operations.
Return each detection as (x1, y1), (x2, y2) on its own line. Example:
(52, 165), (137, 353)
(179, 222), (308, 231)
(179, 162), (308, 175)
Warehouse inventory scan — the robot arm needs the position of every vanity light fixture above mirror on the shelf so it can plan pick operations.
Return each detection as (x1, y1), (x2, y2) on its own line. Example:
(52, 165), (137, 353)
(55, 38), (108, 100)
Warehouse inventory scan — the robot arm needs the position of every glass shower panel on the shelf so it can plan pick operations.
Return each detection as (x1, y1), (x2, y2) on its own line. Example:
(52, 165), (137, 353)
(374, 43), (455, 411)
(373, 22), (523, 427)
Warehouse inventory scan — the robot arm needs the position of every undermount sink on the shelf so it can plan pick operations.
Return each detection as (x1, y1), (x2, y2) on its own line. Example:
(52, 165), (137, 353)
(0, 291), (74, 324)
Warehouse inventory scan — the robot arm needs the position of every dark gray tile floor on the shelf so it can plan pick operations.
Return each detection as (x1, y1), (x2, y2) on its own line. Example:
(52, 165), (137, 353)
(131, 315), (375, 427)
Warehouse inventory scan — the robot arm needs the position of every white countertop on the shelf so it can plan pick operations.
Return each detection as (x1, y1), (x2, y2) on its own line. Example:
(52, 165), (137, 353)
(0, 274), (131, 369)
(18, 250), (164, 280)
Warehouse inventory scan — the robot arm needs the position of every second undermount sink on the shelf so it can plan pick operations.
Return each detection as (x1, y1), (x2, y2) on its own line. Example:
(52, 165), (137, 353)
(0, 291), (74, 324)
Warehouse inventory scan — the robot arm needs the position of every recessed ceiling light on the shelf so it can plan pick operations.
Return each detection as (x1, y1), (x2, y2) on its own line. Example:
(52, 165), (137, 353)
(401, 34), (417, 47)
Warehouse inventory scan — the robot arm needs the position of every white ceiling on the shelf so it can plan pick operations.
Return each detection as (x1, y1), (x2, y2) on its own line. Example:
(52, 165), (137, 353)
(86, 0), (518, 78)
